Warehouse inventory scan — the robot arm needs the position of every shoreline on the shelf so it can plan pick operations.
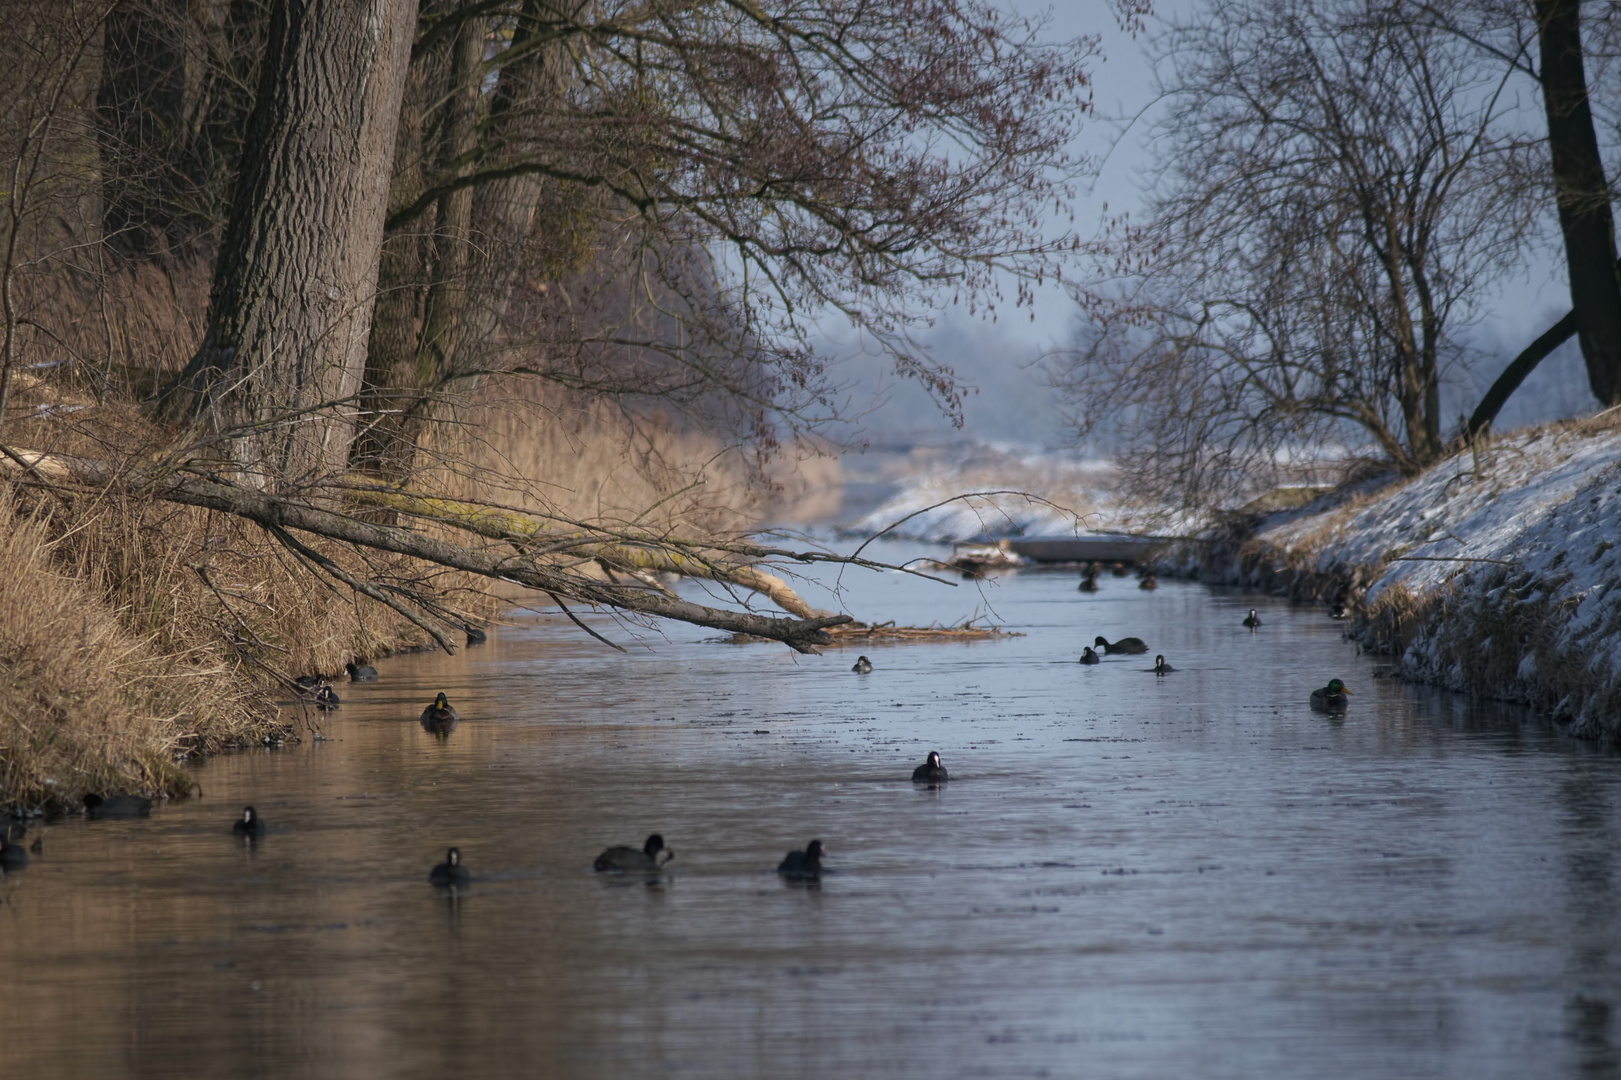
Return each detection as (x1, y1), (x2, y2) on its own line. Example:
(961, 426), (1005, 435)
(1154, 415), (1621, 740)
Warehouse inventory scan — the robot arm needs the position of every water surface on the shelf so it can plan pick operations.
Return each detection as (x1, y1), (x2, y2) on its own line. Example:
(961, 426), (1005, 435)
(4, 546), (1619, 1079)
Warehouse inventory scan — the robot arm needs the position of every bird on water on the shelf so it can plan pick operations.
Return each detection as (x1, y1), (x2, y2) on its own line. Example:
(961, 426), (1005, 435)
(0, 836), (27, 870)
(83, 793), (152, 819)
(420, 693), (461, 726)
(346, 662), (379, 682)
(429, 847), (471, 886)
(594, 834), (674, 872)
(1154, 655), (1175, 674)
(1094, 635), (1149, 655)
(1243, 609), (1262, 629)
(1310, 679), (1353, 712)
(852, 656), (873, 674)
(778, 840), (824, 880)
(232, 806), (266, 837)
(1079, 647), (1101, 664)
(912, 751), (949, 783)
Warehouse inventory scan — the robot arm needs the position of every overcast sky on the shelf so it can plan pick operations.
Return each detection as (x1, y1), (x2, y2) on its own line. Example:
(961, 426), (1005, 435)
(827, 0), (1593, 449)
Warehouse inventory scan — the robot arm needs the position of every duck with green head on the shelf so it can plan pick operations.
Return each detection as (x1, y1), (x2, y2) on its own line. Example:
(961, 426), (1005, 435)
(420, 693), (461, 726)
(1310, 679), (1352, 711)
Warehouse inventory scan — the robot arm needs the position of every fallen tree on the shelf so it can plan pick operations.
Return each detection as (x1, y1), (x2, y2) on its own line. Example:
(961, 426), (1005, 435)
(1, 447), (856, 654)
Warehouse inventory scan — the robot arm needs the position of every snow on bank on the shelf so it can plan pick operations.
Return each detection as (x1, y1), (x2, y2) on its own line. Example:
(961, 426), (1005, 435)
(841, 442), (1122, 541)
(1176, 416), (1621, 737)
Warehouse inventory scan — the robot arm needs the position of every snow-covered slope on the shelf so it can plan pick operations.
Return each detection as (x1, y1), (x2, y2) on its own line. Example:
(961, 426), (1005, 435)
(1179, 417), (1621, 737)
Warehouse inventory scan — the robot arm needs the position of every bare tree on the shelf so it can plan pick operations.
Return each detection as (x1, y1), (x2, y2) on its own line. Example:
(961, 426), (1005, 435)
(1062, 0), (1537, 509)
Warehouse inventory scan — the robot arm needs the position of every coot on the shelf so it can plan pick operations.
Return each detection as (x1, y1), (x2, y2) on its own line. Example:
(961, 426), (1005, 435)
(911, 751), (949, 783)
(594, 834), (673, 872)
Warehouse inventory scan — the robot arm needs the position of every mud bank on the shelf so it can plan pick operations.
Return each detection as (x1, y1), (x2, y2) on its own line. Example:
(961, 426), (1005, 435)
(1159, 415), (1621, 739)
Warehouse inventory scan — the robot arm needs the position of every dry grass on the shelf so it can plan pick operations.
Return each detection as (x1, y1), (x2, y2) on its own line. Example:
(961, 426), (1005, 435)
(430, 377), (764, 536)
(0, 494), (266, 809)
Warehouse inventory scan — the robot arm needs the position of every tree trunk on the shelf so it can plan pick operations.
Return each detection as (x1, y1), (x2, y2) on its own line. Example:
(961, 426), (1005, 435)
(1537, 0), (1621, 405)
(159, 0), (417, 490)
(1466, 309), (1578, 440)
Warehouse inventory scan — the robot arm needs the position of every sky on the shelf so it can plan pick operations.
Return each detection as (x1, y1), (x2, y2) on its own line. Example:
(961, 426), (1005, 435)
(827, 0), (1597, 450)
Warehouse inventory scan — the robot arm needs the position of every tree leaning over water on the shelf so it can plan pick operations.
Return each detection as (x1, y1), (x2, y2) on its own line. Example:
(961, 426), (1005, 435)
(1, 0), (1115, 652)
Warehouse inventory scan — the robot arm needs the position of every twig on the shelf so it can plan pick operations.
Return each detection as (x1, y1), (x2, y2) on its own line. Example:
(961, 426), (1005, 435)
(546, 592), (628, 652)
(265, 523), (459, 654)
(1392, 555), (1518, 565)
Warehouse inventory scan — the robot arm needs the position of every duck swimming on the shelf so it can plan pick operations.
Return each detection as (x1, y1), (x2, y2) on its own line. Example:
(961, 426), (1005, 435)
(429, 847), (471, 886)
(1079, 647), (1101, 664)
(1138, 574), (1159, 591)
(1078, 572), (1099, 592)
(1310, 679), (1353, 711)
(83, 793), (152, 819)
(912, 751), (949, 783)
(1094, 635), (1149, 655)
(594, 834), (673, 872)
(1154, 654), (1175, 674)
(420, 693), (461, 726)
(346, 662), (379, 682)
(232, 806), (266, 837)
(1243, 609), (1262, 628)
(777, 840), (824, 879)
(852, 656), (873, 674)
(314, 684), (340, 710)
(0, 836), (27, 870)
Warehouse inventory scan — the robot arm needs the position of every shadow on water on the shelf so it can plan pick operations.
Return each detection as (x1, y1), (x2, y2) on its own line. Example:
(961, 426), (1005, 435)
(3, 545), (1620, 1080)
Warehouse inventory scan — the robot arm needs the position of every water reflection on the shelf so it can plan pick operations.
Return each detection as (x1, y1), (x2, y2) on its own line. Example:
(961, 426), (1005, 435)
(3, 553), (1620, 1079)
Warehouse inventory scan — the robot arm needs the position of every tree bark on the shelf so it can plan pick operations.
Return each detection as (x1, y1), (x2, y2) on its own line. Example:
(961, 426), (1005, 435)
(1537, 0), (1621, 405)
(159, 0), (417, 490)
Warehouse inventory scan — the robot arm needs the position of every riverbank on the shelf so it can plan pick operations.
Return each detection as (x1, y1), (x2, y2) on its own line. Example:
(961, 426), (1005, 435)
(1160, 412), (1621, 739)
(0, 372), (769, 813)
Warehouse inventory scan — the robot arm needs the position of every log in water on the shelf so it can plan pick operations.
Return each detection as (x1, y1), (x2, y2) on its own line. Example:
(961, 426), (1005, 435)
(2, 541), (1617, 1079)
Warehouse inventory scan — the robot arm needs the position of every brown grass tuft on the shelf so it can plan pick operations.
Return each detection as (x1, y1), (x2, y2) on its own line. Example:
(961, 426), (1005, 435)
(0, 494), (268, 810)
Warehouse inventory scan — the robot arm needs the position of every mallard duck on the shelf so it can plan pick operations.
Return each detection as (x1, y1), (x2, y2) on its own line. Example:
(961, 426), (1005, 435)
(420, 693), (461, 726)
(232, 806), (266, 837)
(1094, 635), (1149, 655)
(1079, 647), (1101, 664)
(1310, 679), (1353, 711)
(1243, 609), (1262, 629)
(1138, 574), (1159, 591)
(594, 834), (673, 872)
(83, 793), (151, 819)
(314, 685), (340, 710)
(0, 837), (27, 870)
(852, 656), (873, 674)
(1111, 562), (1129, 577)
(911, 751), (948, 783)
(1154, 654), (1175, 674)
(429, 847), (471, 886)
(777, 839), (824, 879)
(346, 662), (379, 682)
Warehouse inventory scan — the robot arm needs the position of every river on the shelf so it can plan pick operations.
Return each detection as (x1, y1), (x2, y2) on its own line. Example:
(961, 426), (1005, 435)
(3, 542), (1618, 1079)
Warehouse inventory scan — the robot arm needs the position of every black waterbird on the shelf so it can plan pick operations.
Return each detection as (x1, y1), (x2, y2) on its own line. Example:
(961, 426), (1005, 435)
(594, 834), (673, 872)
(778, 840), (824, 880)
(1094, 635), (1149, 655)
(430, 847), (471, 886)
(232, 806), (266, 837)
